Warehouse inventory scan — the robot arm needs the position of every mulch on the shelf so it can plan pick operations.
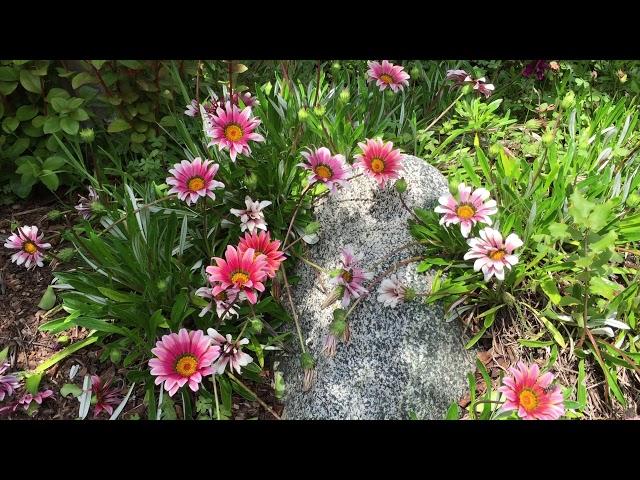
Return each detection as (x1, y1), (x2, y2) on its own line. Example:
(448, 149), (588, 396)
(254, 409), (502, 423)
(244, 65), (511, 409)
(0, 195), (282, 420)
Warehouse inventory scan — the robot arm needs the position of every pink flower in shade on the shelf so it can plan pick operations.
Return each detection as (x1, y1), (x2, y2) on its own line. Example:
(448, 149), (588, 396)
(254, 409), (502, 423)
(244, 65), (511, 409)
(184, 99), (199, 117)
(446, 69), (473, 85)
(17, 389), (54, 410)
(166, 157), (225, 206)
(148, 329), (221, 397)
(498, 361), (565, 420)
(473, 77), (495, 98)
(203, 101), (265, 162)
(239, 91), (259, 108)
(366, 60), (410, 92)
(206, 245), (269, 305)
(195, 286), (240, 320)
(230, 196), (271, 233)
(91, 375), (123, 418)
(206, 328), (253, 375)
(377, 274), (406, 308)
(75, 186), (100, 220)
(0, 363), (21, 401)
(299, 147), (350, 194)
(464, 227), (523, 282)
(354, 138), (404, 188)
(329, 246), (373, 308)
(238, 230), (286, 278)
(4, 225), (51, 270)
(434, 183), (498, 238)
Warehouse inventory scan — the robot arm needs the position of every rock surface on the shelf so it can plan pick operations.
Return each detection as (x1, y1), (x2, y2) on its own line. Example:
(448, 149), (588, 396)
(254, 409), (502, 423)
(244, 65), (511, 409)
(278, 155), (475, 419)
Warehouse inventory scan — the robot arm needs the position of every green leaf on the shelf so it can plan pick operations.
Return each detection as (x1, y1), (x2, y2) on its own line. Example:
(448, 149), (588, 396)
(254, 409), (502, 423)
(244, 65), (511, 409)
(589, 276), (621, 300)
(231, 63), (249, 73)
(60, 117), (79, 135)
(0, 66), (18, 81)
(25, 372), (43, 395)
(61, 383), (83, 398)
(34, 336), (97, 374)
(0, 347), (9, 363)
(0, 81), (18, 95)
(16, 105), (38, 121)
(2, 116), (19, 133)
(50, 97), (68, 113)
(577, 359), (586, 410)
(70, 108), (89, 121)
(118, 60), (144, 70)
(108, 118), (131, 133)
(541, 316), (566, 348)
(38, 286), (57, 310)
(97, 287), (140, 303)
(43, 116), (60, 134)
(72, 72), (94, 90)
(445, 402), (460, 420)
(588, 202), (613, 232)
(541, 278), (561, 305)
(42, 156), (66, 171)
(39, 170), (59, 191)
(19, 69), (42, 94)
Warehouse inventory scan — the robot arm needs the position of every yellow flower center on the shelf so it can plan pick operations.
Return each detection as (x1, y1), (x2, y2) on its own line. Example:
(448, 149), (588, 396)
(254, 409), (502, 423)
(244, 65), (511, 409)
(23, 241), (38, 254)
(314, 164), (333, 180)
(175, 355), (198, 377)
(224, 124), (243, 142)
(489, 249), (506, 261)
(456, 204), (476, 220)
(519, 388), (539, 412)
(231, 271), (250, 286)
(370, 158), (385, 173)
(379, 74), (394, 84)
(341, 270), (353, 283)
(187, 176), (205, 192)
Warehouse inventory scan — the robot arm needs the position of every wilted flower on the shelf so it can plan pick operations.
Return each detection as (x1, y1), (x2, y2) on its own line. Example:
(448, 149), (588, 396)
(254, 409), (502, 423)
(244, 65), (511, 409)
(464, 227), (523, 281)
(377, 274), (406, 308)
(4, 225), (51, 270)
(91, 375), (123, 418)
(238, 230), (286, 278)
(446, 69), (473, 85)
(148, 329), (220, 396)
(184, 99), (199, 117)
(206, 245), (269, 305)
(434, 183), (497, 237)
(498, 361), (565, 420)
(75, 186), (100, 220)
(522, 60), (551, 81)
(207, 328), (253, 375)
(299, 147), (350, 194)
(0, 363), (21, 401)
(472, 77), (495, 98)
(446, 69), (495, 98)
(322, 334), (339, 357)
(329, 246), (373, 308)
(166, 157), (225, 206)
(354, 138), (404, 188)
(366, 60), (410, 92)
(230, 196), (271, 233)
(202, 101), (265, 162)
(195, 286), (240, 320)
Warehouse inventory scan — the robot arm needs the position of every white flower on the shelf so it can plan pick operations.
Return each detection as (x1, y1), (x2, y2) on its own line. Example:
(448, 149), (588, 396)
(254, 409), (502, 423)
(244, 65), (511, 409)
(377, 274), (406, 308)
(206, 328), (253, 375)
(229, 196), (271, 233)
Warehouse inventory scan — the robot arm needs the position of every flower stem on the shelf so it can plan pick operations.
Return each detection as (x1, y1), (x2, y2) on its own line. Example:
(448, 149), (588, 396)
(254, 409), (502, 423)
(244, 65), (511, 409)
(283, 184), (313, 249)
(291, 253), (326, 273)
(212, 373), (221, 420)
(98, 195), (174, 237)
(424, 92), (464, 132)
(227, 372), (281, 420)
(281, 267), (306, 354)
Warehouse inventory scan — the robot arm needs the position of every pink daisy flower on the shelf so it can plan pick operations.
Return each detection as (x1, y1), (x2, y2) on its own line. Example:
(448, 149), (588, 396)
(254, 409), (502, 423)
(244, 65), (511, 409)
(498, 361), (565, 420)
(463, 227), (523, 281)
(298, 147), (350, 194)
(166, 157), (224, 206)
(238, 230), (286, 278)
(184, 99), (199, 117)
(203, 101), (265, 162)
(195, 286), (240, 320)
(206, 328), (253, 375)
(434, 183), (498, 238)
(377, 274), (406, 308)
(329, 246), (373, 308)
(4, 225), (51, 270)
(230, 196), (271, 233)
(366, 60), (410, 92)
(91, 375), (123, 418)
(75, 186), (100, 220)
(354, 138), (404, 188)
(148, 329), (220, 397)
(0, 363), (21, 401)
(206, 245), (269, 305)
(473, 77), (495, 98)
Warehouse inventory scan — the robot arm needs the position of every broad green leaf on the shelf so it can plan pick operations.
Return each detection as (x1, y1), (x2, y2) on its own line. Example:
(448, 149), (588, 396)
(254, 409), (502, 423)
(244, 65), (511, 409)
(60, 117), (79, 135)
(16, 105), (38, 121)
(541, 316), (566, 348)
(38, 286), (57, 310)
(61, 383), (83, 398)
(2, 116), (19, 133)
(42, 156), (66, 171)
(39, 170), (59, 191)
(541, 279), (561, 305)
(72, 72), (94, 90)
(43, 116), (60, 134)
(19, 69), (42, 93)
(107, 118), (131, 133)
(25, 372), (43, 395)
(34, 336), (97, 374)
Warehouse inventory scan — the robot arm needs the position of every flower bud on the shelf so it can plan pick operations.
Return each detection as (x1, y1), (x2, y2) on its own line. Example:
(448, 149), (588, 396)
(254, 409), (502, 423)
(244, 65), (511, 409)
(313, 105), (326, 116)
(339, 88), (350, 103)
(250, 317), (263, 334)
(384, 89), (394, 99)
(300, 351), (315, 370)
(110, 349), (122, 364)
(448, 180), (460, 195)
(329, 309), (347, 337)
(331, 62), (341, 72)
(626, 191), (640, 207)
(47, 209), (63, 220)
(156, 279), (169, 292)
(304, 221), (321, 235)
(542, 132), (555, 146)
(244, 171), (259, 189)
(90, 201), (107, 215)
(489, 144), (502, 157)
(410, 66), (421, 79)
(79, 128), (95, 143)
(403, 287), (416, 302)
(561, 91), (576, 110)
(297, 108), (309, 121)
(525, 119), (542, 130)
(395, 177), (408, 193)
(57, 335), (70, 345)
(57, 247), (75, 263)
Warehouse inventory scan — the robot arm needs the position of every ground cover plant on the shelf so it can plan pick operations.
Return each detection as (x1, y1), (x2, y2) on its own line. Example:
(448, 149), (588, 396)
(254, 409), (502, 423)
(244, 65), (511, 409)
(1, 59), (639, 420)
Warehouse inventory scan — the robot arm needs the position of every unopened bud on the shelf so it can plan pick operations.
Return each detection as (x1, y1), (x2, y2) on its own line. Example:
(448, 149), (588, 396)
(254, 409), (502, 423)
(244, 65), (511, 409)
(90, 201), (107, 215)
(57, 247), (75, 263)
(47, 209), (63, 220)
(110, 349), (122, 364)
(339, 88), (350, 103)
(297, 108), (309, 121)
(561, 91), (576, 110)
(331, 62), (341, 72)
(250, 317), (263, 334)
(395, 178), (408, 193)
(525, 119), (542, 130)
(410, 66), (421, 79)
(542, 132), (555, 146)
(244, 172), (259, 189)
(300, 352), (315, 370)
(404, 287), (416, 302)
(156, 279), (168, 292)
(489, 144), (502, 156)
(330, 309), (347, 336)
(79, 128), (95, 143)
(57, 335), (70, 345)
(449, 180), (460, 196)
(313, 105), (326, 116)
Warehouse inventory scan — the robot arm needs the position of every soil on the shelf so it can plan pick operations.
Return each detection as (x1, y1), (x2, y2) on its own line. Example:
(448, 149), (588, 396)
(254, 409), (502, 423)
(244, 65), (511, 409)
(0, 195), (282, 420)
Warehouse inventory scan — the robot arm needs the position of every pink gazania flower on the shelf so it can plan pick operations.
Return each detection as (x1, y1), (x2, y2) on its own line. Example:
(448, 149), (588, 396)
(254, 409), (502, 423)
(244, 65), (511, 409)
(184, 99), (199, 117)
(464, 227), (523, 281)
(91, 375), (123, 418)
(329, 246), (373, 308)
(498, 361), (565, 420)
(354, 138), (404, 188)
(377, 274), (406, 308)
(434, 183), (497, 238)
(75, 186), (100, 220)
(366, 60), (410, 92)
(230, 196), (271, 233)
(203, 101), (265, 162)
(238, 230), (286, 278)
(17, 389), (54, 410)
(148, 329), (220, 397)
(166, 157), (225, 206)
(299, 147), (350, 194)
(472, 77), (495, 98)
(4, 225), (51, 270)
(446, 69), (473, 85)
(207, 328), (253, 375)
(206, 245), (269, 305)
(195, 286), (240, 320)
(0, 363), (21, 401)
(446, 70), (495, 98)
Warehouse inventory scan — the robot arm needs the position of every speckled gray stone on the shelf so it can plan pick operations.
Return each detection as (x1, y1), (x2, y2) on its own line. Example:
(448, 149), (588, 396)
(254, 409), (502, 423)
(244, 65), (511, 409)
(278, 155), (475, 420)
